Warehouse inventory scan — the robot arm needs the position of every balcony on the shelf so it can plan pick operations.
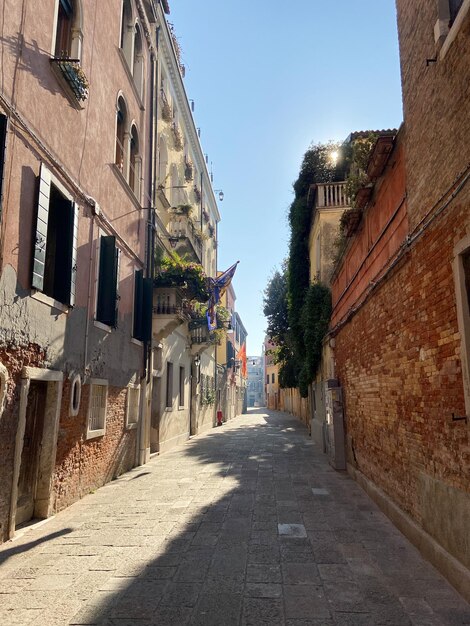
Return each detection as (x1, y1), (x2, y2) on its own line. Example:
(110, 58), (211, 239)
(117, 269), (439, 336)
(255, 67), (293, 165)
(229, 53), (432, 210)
(50, 58), (89, 104)
(168, 214), (203, 262)
(315, 182), (350, 209)
(189, 318), (217, 355)
(152, 287), (190, 341)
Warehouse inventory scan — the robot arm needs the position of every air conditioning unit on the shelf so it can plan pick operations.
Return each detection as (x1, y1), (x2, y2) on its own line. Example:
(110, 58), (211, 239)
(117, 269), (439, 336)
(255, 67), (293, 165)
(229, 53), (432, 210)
(324, 379), (346, 470)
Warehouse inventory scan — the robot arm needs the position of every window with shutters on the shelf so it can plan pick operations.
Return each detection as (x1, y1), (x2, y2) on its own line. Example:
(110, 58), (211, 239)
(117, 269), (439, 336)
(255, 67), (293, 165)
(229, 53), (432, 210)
(86, 379), (107, 439)
(165, 362), (173, 408)
(96, 235), (119, 328)
(126, 384), (140, 429)
(0, 114), (8, 223)
(31, 164), (78, 307)
(453, 236), (470, 418)
(179, 366), (185, 407)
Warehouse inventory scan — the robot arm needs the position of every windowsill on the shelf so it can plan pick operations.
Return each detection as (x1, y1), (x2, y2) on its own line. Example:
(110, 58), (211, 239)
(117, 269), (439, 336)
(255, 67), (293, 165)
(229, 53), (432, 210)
(117, 48), (145, 110)
(126, 422), (138, 430)
(437, 0), (470, 59)
(178, 405), (185, 410)
(86, 428), (106, 440)
(94, 320), (113, 333)
(31, 290), (70, 313)
(111, 164), (142, 210)
(131, 337), (144, 347)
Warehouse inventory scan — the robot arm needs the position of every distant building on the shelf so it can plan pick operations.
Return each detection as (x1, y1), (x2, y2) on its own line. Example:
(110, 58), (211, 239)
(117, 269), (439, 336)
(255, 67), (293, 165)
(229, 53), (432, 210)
(264, 338), (280, 410)
(247, 356), (265, 407)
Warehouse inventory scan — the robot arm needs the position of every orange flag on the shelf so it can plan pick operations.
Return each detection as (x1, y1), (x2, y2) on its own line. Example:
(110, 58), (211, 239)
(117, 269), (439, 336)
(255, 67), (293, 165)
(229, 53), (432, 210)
(237, 343), (247, 378)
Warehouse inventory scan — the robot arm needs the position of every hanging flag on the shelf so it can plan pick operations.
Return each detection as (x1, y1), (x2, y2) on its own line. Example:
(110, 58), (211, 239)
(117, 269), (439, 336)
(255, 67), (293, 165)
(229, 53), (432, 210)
(206, 307), (217, 332)
(207, 261), (239, 307)
(237, 342), (247, 378)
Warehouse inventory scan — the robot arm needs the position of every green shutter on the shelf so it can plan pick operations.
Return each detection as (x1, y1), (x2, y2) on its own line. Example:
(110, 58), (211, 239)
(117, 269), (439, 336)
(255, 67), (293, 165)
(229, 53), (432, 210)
(133, 269), (143, 339)
(133, 272), (152, 342)
(0, 114), (8, 222)
(96, 235), (118, 327)
(68, 201), (78, 306)
(142, 277), (153, 341)
(32, 164), (51, 291)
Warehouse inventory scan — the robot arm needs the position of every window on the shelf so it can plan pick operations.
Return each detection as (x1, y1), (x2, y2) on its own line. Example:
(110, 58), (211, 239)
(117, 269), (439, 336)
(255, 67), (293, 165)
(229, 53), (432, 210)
(272, 373), (275, 384)
(158, 136), (168, 186)
(86, 380), (107, 439)
(120, 0), (133, 66)
(32, 164), (78, 306)
(115, 96), (128, 173)
(166, 362), (173, 408)
(96, 235), (119, 327)
(435, 0), (470, 56)
(129, 124), (141, 198)
(54, 0), (82, 60)
(266, 375), (269, 385)
(0, 114), (8, 221)
(126, 384), (140, 429)
(450, 0), (464, 22)
(179, 366), (185, 407)
(453, 236), (470, 416)
(133, 24), (144, 98)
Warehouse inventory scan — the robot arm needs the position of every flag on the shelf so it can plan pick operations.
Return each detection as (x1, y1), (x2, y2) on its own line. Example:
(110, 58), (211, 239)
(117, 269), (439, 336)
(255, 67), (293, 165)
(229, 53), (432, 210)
(237, 342), (247, 378)
(206, 308), (217, 332)
(207, 261), (239, 307)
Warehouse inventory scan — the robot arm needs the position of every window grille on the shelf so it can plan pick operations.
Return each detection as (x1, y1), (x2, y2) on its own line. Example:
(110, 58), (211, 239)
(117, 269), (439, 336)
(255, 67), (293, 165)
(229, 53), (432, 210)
(87, 381), (107, 438)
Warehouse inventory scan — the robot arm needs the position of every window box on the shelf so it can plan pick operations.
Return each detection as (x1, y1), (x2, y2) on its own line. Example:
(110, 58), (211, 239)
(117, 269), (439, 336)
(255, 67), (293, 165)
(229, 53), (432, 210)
(171, 122), (183, 151)
(50, 58), (89, 103)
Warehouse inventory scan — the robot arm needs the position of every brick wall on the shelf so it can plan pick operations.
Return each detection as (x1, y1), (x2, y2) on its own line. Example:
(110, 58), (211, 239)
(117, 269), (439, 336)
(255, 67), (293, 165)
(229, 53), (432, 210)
(53, 383), (137, 512)
(334, 198), (469, 566)
(396, 0), (470, 230)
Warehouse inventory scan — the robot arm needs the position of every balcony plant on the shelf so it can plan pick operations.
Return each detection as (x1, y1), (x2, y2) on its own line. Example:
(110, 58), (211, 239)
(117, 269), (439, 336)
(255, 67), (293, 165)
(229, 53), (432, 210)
(184, 159), (194, 182)
(172, 122), (183, 151)
(51, 57), (89, 102)
(154, 254), (209, 302)
(169, 204), (193, 217)
(202, 209), (210, 223)
(193, 185), (202, 203)
(161, 90), (172, 122)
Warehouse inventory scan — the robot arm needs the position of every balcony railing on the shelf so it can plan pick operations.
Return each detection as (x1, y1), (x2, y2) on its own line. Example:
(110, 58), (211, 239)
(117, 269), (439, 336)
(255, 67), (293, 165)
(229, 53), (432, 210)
(315, 182), (350, 209)
(153, 287), (190, 341)
(169, 214), (203, 260)
(50, 58), (89, 102)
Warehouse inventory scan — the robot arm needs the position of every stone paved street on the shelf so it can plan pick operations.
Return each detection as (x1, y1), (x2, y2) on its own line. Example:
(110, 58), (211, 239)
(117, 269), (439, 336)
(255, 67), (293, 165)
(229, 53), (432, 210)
(0, 409), (469, 626)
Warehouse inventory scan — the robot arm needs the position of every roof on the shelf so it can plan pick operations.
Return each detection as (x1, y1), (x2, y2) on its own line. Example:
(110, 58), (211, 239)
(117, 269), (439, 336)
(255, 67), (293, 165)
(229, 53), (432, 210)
(346, 129), (398, 143)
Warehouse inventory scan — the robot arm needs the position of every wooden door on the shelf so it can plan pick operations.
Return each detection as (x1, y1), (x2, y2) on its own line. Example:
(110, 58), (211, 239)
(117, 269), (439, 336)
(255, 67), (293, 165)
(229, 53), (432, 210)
(16, 381), (47, 526)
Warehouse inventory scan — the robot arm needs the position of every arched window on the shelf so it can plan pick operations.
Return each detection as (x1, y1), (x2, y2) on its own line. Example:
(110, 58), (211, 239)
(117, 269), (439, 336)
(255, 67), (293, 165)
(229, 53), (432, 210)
(170, 164), (179, 207)
(115, 96), (128, 173)
(120, 0), (133, 67)
(133, 24), (144, 98)
(54, 0), (83, 59)
(158, 136), (168, 187)
(129, 124), (141, 198)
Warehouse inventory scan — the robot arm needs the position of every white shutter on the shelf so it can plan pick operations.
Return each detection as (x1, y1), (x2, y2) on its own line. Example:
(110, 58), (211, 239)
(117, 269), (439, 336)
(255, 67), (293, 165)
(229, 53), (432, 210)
(69, 201), (79, 306)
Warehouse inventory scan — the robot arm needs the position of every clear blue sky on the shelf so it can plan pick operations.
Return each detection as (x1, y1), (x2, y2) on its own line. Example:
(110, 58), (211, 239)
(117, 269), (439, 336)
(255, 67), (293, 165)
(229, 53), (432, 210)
(169, 0), (403, 355)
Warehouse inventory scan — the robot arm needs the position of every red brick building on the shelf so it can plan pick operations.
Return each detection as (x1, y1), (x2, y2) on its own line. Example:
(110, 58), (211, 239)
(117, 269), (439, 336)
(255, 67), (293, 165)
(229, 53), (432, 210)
(330, 1), (470, 599)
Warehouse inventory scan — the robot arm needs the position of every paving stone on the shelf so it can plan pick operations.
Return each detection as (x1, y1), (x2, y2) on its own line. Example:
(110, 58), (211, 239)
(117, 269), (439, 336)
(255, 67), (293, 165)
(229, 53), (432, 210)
(0, 410), (467, 625)
(242, 597), (284, 625)
(283, 583), (332, 619)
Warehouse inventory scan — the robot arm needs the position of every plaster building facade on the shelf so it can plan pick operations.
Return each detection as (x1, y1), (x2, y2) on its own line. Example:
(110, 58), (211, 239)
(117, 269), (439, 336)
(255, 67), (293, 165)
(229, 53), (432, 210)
(0, 0), (160, 541)
(0, 0), (224, 544)
(247, 355), (265, 407)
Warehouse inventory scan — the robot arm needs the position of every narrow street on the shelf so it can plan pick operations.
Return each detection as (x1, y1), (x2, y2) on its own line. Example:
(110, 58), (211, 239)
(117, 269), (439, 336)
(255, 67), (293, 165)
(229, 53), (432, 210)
(0, 409), (468, 626)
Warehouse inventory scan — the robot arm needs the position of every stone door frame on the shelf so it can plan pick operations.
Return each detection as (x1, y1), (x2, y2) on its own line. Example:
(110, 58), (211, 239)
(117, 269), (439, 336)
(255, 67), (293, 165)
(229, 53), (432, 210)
(9, 366), (63, 538)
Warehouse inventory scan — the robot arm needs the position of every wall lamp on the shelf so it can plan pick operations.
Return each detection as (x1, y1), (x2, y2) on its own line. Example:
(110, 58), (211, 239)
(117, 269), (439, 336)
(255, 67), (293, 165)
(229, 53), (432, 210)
(214, 189), (224, 202)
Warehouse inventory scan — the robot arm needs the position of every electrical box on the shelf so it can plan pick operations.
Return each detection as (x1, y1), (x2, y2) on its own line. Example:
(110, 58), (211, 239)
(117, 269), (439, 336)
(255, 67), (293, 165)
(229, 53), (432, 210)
(324, 380), (346, 471)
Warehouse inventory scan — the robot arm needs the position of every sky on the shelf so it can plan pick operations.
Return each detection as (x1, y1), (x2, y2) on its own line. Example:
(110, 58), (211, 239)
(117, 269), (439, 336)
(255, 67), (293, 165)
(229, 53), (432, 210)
(169, 0), (404, 356)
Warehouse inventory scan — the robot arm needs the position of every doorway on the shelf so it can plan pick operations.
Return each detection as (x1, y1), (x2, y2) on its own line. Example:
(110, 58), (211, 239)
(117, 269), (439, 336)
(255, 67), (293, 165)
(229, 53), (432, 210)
(9, 367), (63, 537)
(15, 380), (47, 526)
